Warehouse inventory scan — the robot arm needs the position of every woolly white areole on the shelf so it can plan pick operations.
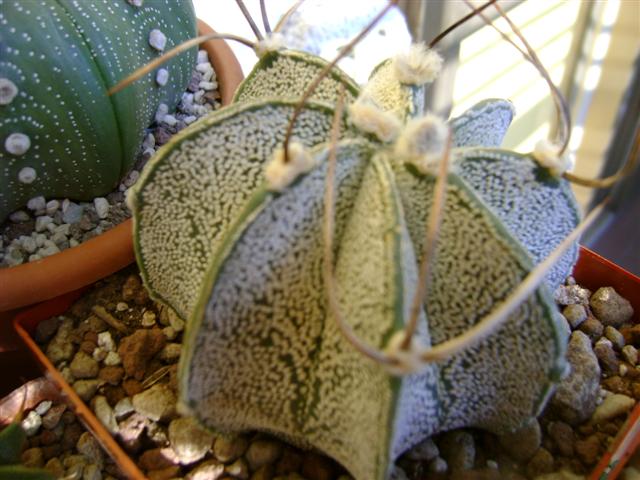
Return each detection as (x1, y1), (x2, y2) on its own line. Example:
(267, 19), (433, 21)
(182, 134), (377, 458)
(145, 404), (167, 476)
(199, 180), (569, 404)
(255, 33), (286, 58)
(348, 96), (401, 143)
(395, 114), (449, 174)
(393, 44), (443, 85)
(265, 142), (317, 192)
(532, 139), (572, 177)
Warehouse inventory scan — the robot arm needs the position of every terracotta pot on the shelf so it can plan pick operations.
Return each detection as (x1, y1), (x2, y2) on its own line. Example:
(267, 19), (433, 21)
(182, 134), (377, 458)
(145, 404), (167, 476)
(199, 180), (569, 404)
(0, 19), (244, 314)
(8, 246), (640, 478)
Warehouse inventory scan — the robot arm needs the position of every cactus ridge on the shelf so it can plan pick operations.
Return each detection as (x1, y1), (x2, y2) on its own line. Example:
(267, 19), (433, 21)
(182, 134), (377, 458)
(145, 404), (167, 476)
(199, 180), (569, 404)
(233, 50), (360, 105)
(130, 98), (354, 319)
(0, 0), (196, 221)
(453, 147), (581, 289)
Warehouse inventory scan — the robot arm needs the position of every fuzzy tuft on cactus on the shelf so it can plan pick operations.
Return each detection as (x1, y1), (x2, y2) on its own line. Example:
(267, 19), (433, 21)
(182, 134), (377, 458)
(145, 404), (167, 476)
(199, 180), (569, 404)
(126, 2), (589, 479)
(0, 0), (197, 222)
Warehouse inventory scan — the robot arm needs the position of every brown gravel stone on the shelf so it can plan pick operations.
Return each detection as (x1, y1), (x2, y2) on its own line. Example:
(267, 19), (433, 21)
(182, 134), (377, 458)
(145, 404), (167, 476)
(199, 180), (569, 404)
(632, 383), (640, 400)
(547, 421), (575, 457)
(578, 317), (604, 341)
(620, 324), (640, 345)
(122, 274), (149, 305)
(148, 465), (181, 480)
(214, 434), (248, 463)
(118, 328), (166, 380)
(250, 464), (275, 480)
(574, 434), (601, 466)
(84, 330), (99, 343)
(99, 366), (125, 385)
(122, 378), (144, 396)
(590, 287), (634, 327)
(41, 403), (66, 429)
(41, 444), (62, 461)
(276, 447), (303, 474)
(140, 447), (180, 470)
(102, 385), (127, 406)
(61, 422), (83, 450)
(186, 460), (225, 480)
(38, 429), (57, 446)
(594, 339), (621, 374)
(602, 376), (631, 396)
(525, 448), (554, 478)
(301, 452), (337, 480)
(21, 447), (45, 468)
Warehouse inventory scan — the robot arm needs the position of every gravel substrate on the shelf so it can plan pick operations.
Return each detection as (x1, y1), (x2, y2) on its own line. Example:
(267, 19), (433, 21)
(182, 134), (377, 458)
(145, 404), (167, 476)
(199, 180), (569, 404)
(19, 397), (121, 479)
(0, 48), (221, 269)
(34, 268), (637, 480)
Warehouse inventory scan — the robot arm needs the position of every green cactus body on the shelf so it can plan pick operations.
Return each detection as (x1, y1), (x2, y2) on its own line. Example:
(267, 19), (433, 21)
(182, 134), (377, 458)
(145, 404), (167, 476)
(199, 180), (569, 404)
(0, 0), (196, 221)
(450, 98), (516, 148)
(0, 420), (54, 480)
(130, 98), (355, 319)
(131, 50), (579, 479)
(233, 50), (360, 105)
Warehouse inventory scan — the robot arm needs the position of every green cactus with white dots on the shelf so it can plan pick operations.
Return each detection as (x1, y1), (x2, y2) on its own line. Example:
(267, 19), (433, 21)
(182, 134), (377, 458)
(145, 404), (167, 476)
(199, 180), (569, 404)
(0, 0), (197, 222)
(128, 33), (580, 480)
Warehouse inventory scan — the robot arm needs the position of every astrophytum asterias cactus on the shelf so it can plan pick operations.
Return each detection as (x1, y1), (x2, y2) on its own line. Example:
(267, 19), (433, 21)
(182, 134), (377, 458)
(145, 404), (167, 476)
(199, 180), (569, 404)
(129, 44), (580, 479)
(0, 0), (196, 221)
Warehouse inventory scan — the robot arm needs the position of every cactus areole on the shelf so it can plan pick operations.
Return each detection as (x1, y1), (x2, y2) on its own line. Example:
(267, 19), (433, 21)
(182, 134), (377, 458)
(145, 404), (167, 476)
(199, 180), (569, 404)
(129, 43), (581, 480)
(0, 0), (197, 222)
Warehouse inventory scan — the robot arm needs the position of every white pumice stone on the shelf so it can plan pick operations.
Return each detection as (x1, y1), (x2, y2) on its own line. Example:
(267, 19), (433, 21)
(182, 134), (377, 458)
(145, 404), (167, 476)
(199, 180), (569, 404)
(116, 302), (129, 312)
(196, 63), (213, 74)
(156, 68), (169, 86)
(123, 170), (140, 188)
(0, 78), (18, 105)
(155, 103), (169, 123)
(21, 236), (37, 254)
(69, 238), (79, 248)
(127, 0), (143, 6)
(45, 199), (60, 215)
(162, 114), (177, 126)
(6, 133), (31, 156)
(142, 133), (155, 149)
(98, 332), (115, 352)
(94, 197), (109, 219)
(27, 196), (46, 211)
(198, 81), (216, 91)
(184, 115), (197, 124)
(35, 215), (53, 233)
(149, 29), (167, 51)
(9, 210), (30, 223)
(196, 49), (208, 64)
(18, 167), (37, 184)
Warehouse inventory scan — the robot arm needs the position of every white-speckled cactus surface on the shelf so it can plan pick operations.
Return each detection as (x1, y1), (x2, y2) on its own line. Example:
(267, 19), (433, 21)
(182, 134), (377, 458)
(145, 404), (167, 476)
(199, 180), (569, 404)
(0, 0), (196, 222)
(129, 39), (580, 480)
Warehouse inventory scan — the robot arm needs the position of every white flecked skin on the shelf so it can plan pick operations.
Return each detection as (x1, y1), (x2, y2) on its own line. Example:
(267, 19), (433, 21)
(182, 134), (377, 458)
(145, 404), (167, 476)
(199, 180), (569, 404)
(0, 0), (196, 222)
(131, 51), (578, 480)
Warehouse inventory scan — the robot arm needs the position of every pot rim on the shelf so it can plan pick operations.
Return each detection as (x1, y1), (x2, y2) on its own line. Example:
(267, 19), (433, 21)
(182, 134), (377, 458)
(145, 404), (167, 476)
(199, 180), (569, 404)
(0, 19), (244, 313)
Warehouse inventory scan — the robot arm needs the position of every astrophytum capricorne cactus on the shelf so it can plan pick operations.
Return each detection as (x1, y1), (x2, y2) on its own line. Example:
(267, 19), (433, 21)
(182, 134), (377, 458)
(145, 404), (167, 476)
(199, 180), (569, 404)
(0, 0), (196, 222)
(128, 32), (581, 480)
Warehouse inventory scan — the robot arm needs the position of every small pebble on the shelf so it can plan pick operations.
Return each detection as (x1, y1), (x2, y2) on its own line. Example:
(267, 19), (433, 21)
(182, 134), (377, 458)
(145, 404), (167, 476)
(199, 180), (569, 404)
(141, 310), (157, 327)
(35, 400), (53, 416)
(562, 304), (587, 329)
(94, 198), (109, 219)
(155, 103), (169, 123)
(22, 410), (42, 436)
(162, 114), (177, 127)
(9, 210), (30, 222)
(168, 417), (215, 464)
(116, 302), (129, 312)
(590, 287), (634, 327)
(590, 393), (635, 424)
(27, 196), (46, 211)
(45, 199), (60, 215)
(622, 345), (638, 365)
(104, 351), (122, 366)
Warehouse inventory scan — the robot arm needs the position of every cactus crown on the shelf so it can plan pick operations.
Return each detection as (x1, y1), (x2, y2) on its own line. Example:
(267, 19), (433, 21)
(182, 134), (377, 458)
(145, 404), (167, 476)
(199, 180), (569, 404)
(0, 0), (197, 222)
(127, 2), (585, 479)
